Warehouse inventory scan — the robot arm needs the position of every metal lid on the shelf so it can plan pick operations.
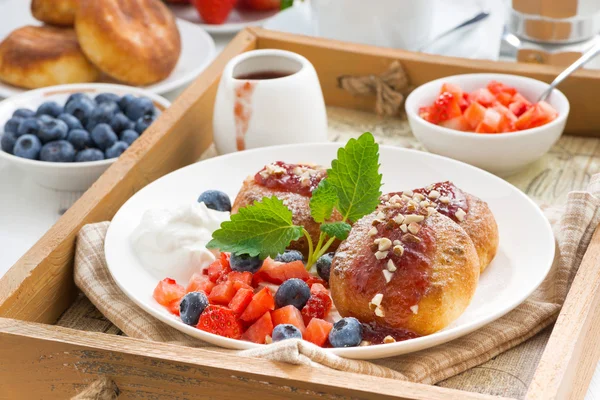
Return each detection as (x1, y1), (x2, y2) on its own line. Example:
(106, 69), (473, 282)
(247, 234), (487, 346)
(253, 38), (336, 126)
(508, 8), (600, 44)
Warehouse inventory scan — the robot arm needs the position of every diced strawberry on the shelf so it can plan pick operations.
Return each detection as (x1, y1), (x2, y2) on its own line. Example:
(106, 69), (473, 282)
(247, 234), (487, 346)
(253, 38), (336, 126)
(167, 298), (182, 316)
(305, 276), (329, 289)
(208, 280), (236, 305)
(475, 108), (502, 133)
(229, 288), (254, 315)
(252, 259), (310, 286)
(463, 102), (486, 130)
(310, 283), (328, 295)
(441, 82), (463, 98)
(301, 290), (332, 325)
(492, 103), (518, 133)
(469, 88), (496, 107)
(242, 312), (274, 344)
(303, 318), (333, 347)
(197, 305), (243, 339)
(192, 0), (237, 24)
(514, 101), (558, 131)
(271, 305), (306, 333)
(495, 91), (513, 107)
(227, 271), (253, 286)
(439, 115), (470, 131)
(240, 287), (275, 323)
(487, 80), (517, 96)
(233, 280), (254, 293)
(508, 93), (533, 117)
(459, 92), (471, 112)
(186, 273), (215, 295)
(153, 278), (186, 309)
(207, 256), (232, 283)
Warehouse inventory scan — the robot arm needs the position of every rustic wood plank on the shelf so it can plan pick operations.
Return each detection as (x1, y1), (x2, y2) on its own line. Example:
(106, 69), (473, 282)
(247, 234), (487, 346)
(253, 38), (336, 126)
(0, 318), (511, 400)
(526, 226), (600, 400)
(251, 27), (600, 137)
(0, 30), (258, 324)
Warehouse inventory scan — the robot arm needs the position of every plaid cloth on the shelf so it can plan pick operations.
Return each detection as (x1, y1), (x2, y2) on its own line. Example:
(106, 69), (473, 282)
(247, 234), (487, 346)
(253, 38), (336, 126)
(73, 174), (600, 394)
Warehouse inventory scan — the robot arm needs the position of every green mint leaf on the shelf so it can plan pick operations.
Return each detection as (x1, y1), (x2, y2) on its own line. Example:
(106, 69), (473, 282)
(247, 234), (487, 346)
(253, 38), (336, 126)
(207, 196), (303, 259)
(281, 0), (294, 10)
(309, 179), (338, 223)
(320, 222), (352, 241)
(327, 132), (382, 223)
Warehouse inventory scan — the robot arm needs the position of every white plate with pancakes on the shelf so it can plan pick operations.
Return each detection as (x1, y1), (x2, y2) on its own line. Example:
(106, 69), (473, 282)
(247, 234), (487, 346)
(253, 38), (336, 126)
(0, 0), (215, 98)
(105, 142), (555, 359)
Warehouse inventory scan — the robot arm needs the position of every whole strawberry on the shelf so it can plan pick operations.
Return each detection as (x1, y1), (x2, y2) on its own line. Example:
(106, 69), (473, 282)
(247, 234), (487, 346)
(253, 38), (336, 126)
(192, 0), (237, 24)
(240, 0), (280, 11)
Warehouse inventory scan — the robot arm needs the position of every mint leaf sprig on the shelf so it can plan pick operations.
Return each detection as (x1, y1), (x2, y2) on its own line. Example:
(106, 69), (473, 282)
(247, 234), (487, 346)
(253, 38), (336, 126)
(207, 132), (382, 268)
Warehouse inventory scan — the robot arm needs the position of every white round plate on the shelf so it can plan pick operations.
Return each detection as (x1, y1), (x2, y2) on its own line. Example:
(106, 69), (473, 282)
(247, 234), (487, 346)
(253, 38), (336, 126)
(169, 3), (279, 34)
(0, 1), (215, 97)
(105, 143), (554, 360)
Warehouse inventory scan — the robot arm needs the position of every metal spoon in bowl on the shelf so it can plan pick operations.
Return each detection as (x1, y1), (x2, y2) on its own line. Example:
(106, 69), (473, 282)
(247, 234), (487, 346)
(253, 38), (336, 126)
(537, 41), (600, 102)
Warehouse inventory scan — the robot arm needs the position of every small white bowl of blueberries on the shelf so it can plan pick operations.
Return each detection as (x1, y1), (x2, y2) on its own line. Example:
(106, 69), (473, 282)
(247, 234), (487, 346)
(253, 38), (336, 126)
(0, 83), (171, 191)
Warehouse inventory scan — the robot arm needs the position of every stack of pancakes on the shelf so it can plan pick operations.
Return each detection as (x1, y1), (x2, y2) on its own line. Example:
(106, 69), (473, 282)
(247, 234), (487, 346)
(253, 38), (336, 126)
(0, 0), (182, 89)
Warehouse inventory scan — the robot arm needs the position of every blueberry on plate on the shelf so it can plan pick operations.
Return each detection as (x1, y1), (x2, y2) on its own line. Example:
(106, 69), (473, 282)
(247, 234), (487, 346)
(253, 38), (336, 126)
(120, 129), (139, 145)
(110, 112), (133, 134)
(4, 117), (23, 134)
(36, 101), (63, 118)
(95, 93), (121, 105)
(1, 131), (18, 154)
(316, 252), (334, 283)
(75, 148), (105, 162)
(329, 317), (363, 348)
(275, 278), (311, 309)
(86, 102), (119, 131)
(105, 141), (129, 159)
(13, 134), (42, 160)
(118, 94), (136, 112)
(40, 140), (76, 162)
(91, 123), (118, 150)
(126, 96), (155, 121)
(179, 291), (209, 326)
(65, 95), (96, 124)
(198, 190), (231, 212)
(275, 250), (304, 264)
(272, 324), (302, 342)
(58, 113), (83, 131)
(135, 114), (155, 134)
(67, 129), (93, 150)
(12, 108), (35, 119)
(38, 118), (69, 143)
(38, 115), (54, 123)
(65, 92), (91, 107)
(230, 253), (263, 273)
(17, 118), (42, 137)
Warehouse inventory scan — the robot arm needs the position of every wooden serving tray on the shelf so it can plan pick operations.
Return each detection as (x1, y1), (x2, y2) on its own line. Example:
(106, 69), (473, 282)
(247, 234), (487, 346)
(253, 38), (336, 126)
(1, 28), (600, 399)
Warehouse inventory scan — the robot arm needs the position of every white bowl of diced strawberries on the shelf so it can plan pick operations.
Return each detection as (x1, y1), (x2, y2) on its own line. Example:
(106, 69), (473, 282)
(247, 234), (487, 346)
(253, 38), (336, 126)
(405, 73), (569, 176)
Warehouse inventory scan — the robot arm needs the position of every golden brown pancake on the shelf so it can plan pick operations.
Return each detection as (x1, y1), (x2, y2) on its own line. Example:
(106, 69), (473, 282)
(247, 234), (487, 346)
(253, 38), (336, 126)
(31, 0), (78, 26)
(0, 26), (99, 89)
(75, 0), (181, 86)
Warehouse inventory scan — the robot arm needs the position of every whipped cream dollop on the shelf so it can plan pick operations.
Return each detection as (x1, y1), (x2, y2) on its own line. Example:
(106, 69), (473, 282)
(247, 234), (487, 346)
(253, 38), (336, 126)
(131, 202), (230, 282)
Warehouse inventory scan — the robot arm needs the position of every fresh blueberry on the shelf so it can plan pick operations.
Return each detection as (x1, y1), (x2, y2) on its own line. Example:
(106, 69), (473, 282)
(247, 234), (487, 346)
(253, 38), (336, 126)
(328, 317), (363, 348)
(272, 324), (302, 342)
(1, 131), (19, 154)
(13, 134), (42, 160)
(40, 140), (76, 162)
(316, 252), (334, 283)
(86, 102), (119, 131)
(17, 118), (42, 137)
(36, 101), (63, 118)
(65, 96), (96, 124)
(120, 129), (139, 145)
(91, 123), (118, 150)
(110, 112), (134, 134)
(38, 118), (69, 143)
(179, 291), (209, 326)
(4, 117), (23, 134)
(275, 250), (304, 264)
(126, 96), (155, 121)
(134, 114), (155, 134)
(275, 278), (311, 309)
(230, 253), (263, 273)
(13, 108), (35, 119)
(118, 94), (136, 112)
(58, 113), (83, 131)
(65, 92), (91, 107)
(105, 141), (129, 159)
(95, 93), (121, 105)
(75, 148), (105, 162)
(67, 129), (92, 150)
(38, 115), (54, 124)
(198, 190), (231, 212)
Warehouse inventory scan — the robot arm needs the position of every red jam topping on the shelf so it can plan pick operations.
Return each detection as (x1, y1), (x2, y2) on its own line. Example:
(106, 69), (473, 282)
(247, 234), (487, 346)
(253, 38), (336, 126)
(412, 181), (469, 223)
(254, 161), (326, 197)
(361, 322), (420, 344)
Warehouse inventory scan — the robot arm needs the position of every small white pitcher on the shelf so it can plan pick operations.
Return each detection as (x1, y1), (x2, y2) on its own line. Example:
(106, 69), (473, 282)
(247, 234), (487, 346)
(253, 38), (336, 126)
(213, 49), (328, 154)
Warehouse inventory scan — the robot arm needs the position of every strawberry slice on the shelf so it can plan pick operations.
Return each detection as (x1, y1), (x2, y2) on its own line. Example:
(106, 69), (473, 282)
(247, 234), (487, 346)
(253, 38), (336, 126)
(303, 318), (333, 347)
(153, 278), (185, 315)
(440, 82), (463, 98)
(439, 116), (470, 132)
(240, 287), (275, 323)
(305, 276), (329, 289)
(242, 312), (274, 344)
(229, 287), (254, 315)
(226, 271), (253, 286)
(469, 88), (496, 107)
(463, 102), (486, 130)
(192, 0), (237, 24)
(487, 80), (517, 96)
(207, 255), (232, 283)
(232, 280), (254, 293)
(271, 305), (306, 333)
(197, 305), (243, 339)
(208, 280), (236, 305)
(252, 259), (309, 286)
(301, 289), (332, 325)
(186, 273), (215, 295)
(475, 108), (502, 133)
